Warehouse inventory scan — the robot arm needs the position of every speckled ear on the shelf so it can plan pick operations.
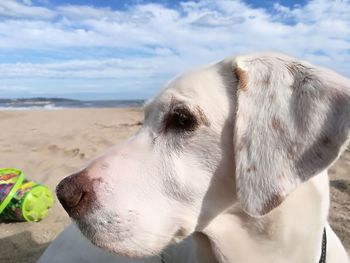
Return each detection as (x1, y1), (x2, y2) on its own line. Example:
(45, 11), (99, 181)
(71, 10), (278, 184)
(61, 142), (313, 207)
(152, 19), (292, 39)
(232, 53), (350, 217)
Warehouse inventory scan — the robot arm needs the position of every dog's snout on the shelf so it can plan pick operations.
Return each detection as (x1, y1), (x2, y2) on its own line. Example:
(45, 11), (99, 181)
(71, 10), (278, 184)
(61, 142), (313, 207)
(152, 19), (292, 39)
(56, 170), (95, 218)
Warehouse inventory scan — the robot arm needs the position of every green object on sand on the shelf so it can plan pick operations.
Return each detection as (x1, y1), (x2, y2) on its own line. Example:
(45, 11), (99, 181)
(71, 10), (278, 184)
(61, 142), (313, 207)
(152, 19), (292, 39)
(0, 168), (54, 222)
(0, 168), (24, 214)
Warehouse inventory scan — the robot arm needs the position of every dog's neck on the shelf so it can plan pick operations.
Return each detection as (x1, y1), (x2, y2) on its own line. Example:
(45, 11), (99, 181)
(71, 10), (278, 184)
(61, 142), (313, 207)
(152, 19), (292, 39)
(201, 171), (330, 263)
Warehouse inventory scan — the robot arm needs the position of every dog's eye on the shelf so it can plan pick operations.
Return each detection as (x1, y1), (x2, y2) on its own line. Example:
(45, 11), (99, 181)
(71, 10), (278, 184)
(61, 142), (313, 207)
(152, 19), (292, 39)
(165, 108), (198, 132)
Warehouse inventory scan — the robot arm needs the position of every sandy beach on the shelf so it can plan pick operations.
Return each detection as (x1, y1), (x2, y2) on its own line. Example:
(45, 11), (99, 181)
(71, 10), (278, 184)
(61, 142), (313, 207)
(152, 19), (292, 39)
(0, 108), (349, 263)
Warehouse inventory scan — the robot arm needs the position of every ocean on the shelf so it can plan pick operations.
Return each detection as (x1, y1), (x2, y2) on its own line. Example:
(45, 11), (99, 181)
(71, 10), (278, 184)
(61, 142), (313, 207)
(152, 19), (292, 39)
(0, 98), (145, 110)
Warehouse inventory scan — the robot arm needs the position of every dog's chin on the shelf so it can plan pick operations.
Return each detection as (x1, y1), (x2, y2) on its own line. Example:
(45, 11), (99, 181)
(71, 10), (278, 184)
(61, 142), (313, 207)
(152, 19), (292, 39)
(74, 222), (169, 259)
(91, 239), (162, 259)
(88, 232), (183, 259)
(76, 227), (161, 258)
(75, 219), (192, 259)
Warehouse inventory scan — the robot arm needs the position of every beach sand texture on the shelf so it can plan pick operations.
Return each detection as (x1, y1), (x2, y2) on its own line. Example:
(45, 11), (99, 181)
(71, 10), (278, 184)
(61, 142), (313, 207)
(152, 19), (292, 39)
(0, 109), (349, 263)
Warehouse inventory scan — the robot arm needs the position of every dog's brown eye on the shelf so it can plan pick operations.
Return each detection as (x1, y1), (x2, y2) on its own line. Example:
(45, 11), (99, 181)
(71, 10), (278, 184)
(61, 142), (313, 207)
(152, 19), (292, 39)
(174, 112), (193, 129)
(164, 107), (198, 132)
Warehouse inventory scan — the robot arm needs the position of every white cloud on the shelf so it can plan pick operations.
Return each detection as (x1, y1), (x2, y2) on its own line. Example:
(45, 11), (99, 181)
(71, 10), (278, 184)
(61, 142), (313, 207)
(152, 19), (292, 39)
(0, 55), (190, 79)
(57, 4), (116, 19)
(0, 0), (349, 98)
(0, 0), (55, 19)
(21, 0), (32, 5)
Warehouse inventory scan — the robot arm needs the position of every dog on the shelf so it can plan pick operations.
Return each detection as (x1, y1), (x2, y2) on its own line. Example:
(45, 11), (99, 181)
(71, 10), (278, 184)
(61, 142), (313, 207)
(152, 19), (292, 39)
(46, 53), (350, 263)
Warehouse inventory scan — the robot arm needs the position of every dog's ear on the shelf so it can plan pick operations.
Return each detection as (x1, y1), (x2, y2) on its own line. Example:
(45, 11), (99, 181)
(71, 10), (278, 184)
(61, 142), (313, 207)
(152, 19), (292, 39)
(232, 53), (350, 216)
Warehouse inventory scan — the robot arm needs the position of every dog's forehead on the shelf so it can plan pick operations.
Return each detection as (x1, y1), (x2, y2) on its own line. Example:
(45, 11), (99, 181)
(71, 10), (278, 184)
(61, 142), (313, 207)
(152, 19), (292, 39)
(145, 63), (232, 119)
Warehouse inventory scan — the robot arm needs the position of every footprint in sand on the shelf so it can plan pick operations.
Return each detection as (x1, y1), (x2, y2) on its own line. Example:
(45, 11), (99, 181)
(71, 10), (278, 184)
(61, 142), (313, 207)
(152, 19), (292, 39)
(48, 145), (60, 153)
(48, 145), (85, 159)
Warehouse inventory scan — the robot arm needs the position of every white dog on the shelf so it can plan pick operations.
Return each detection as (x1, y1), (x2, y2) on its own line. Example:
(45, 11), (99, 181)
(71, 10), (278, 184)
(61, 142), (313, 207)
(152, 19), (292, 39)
(39, 53), (350, 263)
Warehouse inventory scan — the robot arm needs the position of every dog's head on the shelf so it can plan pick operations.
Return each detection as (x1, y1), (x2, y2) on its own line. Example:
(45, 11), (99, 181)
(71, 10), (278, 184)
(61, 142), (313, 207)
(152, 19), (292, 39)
(56, 53), (350, 258)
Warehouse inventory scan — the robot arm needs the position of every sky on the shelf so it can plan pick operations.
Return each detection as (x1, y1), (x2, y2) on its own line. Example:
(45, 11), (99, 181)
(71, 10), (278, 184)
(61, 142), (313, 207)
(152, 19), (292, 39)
(0, 0), (349, 100)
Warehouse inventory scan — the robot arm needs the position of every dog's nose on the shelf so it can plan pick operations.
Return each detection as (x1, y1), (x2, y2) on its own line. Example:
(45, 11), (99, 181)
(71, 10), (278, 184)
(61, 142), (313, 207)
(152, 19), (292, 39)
(56, 175), (83, 209)
(56, 170), (94, 218)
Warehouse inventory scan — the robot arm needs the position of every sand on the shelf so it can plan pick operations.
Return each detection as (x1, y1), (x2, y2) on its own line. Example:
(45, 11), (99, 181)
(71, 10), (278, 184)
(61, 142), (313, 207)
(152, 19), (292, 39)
(0, 108), (349, 263)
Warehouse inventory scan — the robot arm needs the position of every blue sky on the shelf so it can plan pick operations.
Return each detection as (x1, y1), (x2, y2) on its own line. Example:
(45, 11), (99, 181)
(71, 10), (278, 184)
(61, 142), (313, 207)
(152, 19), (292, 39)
(0, 0), (349, 100)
